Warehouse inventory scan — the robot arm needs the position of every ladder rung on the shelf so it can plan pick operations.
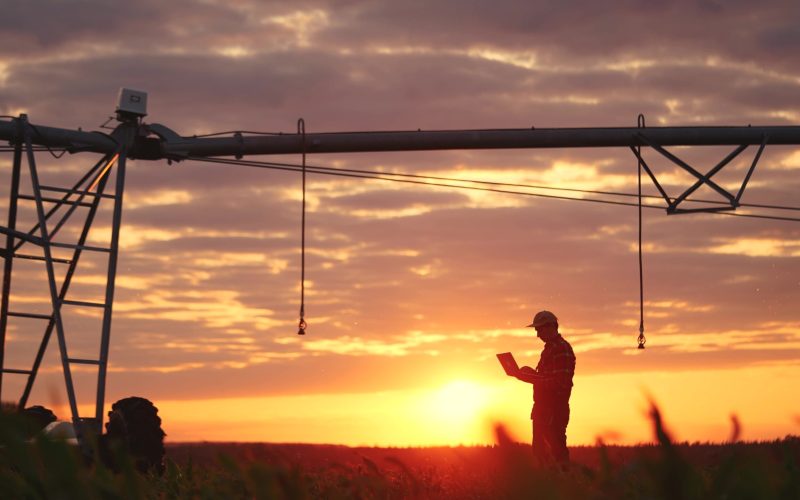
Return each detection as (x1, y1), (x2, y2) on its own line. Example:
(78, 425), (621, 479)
(49, 242), (110, 253)
(39, 185), (116, 200)
(18, 194), (94, 208)
(67, 358), (101, 365)
(1, 368), (33, 374)
(0, 226), (44, 245)
(8, 311), (53, 320)
(1, 228), (106, 254)
(61, 299), (107, 308)
(13, 253), (72, 264)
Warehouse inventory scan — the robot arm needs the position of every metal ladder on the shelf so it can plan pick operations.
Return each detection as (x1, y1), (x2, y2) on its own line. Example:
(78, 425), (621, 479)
(0, 115), (128, 438)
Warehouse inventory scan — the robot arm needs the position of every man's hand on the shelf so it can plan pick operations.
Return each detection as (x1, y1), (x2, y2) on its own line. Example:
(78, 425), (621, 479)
(515, 365), (539, 384)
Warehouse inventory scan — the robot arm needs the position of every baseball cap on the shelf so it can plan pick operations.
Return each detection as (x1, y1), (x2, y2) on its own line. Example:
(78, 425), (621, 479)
(526, 310), (558, 328)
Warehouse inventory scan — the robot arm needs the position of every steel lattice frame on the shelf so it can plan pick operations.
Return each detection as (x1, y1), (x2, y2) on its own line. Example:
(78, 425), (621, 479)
(0, 115), (134, 439)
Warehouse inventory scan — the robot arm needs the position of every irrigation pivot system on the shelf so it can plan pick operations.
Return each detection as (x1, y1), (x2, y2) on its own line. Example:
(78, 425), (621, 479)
(1, 89), (799, 448)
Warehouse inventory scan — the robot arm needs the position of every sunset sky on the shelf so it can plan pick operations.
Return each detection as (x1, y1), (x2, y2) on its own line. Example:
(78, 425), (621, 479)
(1, 0), (799, 447)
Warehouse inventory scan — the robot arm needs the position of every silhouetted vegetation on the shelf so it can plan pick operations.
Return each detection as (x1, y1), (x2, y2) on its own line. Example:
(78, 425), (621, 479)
(1, 403), (798, 498)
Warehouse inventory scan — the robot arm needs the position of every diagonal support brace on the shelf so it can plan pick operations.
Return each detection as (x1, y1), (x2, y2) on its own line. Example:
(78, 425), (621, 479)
(633, 133), (769, 215)
(667, 144), (747, 212)
(637, 133), (737, 207)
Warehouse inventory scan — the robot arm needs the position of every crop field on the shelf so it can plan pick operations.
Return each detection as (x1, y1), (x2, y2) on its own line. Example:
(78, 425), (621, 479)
(1, 406), (798, 499)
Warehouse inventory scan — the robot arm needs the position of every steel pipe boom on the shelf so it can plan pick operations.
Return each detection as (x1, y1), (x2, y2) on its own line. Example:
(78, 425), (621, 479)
(0, 119), (118, 154)
(2, 118), (800, 159)
(163, 126), (800, 159)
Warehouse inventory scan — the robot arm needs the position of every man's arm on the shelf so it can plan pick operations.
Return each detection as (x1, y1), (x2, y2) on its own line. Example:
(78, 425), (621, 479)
(514, 366), (544, 384)
(515, 366), (568, 385)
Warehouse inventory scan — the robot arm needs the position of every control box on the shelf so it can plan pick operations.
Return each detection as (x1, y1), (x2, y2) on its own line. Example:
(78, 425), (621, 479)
(116, 88), (148, 118)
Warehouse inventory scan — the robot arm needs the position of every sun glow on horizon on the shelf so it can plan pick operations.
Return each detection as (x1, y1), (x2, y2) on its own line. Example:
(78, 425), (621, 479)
(422, 379), (492, 444)
(144, 362), (800, 448)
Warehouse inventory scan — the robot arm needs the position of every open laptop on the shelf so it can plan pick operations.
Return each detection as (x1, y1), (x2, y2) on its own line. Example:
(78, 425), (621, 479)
(496, 352), (520, 376)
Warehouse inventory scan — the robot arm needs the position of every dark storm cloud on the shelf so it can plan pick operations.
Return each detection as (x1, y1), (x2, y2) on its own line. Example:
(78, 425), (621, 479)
(0, 0), (158, 52)
(319, 1), (800, 69)
(4, 23), (798, 133)
(3, 50), (535, 133)
(3, 1), (800, 76)
(0, 2), (782, 52)
(0, 0), (284, 57)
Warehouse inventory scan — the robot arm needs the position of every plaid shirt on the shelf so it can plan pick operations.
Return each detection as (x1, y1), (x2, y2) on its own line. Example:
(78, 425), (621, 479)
(533, 333), (575, 400)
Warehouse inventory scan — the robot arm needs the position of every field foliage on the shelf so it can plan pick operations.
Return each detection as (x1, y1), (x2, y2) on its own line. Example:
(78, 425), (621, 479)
(1, 405), (798, 499)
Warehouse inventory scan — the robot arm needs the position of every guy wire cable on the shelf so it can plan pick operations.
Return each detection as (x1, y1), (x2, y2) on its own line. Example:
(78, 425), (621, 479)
(185, 155), (800, 214)
(187, 155), (800, 213)
(187, 156), (800, 223)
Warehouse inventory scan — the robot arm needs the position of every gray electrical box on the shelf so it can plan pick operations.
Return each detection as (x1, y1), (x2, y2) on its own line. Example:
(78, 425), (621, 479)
(116, 88), (148, 117)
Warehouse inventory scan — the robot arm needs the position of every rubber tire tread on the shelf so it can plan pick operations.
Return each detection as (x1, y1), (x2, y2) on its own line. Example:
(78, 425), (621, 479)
(105, 396), (166, 474)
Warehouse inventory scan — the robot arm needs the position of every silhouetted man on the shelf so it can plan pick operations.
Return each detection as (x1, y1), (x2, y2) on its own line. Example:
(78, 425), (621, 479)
(515, 310), (575, 466)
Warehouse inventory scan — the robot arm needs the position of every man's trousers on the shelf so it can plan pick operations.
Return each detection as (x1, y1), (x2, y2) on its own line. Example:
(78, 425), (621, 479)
(531, 399), (570, 465)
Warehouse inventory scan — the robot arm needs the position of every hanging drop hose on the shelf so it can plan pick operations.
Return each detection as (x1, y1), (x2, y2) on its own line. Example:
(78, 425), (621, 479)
(297, 118), (307, 335)
(637, 114), (646, 349)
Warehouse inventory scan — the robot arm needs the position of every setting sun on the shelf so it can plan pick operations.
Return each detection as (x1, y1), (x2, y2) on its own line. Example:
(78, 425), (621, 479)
(421, 380), (491, 443)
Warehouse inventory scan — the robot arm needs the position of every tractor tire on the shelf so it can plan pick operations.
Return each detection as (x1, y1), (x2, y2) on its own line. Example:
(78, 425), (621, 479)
(104, 396), (166, 474)
(21, 405), (57, 438)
